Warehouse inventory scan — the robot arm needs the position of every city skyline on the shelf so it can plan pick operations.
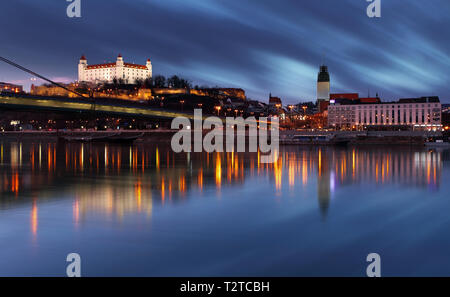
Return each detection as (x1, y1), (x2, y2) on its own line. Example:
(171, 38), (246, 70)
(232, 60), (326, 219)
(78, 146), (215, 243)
(1, 0), (450, 103)
(2, 0), (450, 279)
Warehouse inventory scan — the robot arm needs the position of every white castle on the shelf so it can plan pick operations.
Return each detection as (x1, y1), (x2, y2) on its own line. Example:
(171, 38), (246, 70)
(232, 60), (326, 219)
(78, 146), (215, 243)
(78, 54), (152, 83)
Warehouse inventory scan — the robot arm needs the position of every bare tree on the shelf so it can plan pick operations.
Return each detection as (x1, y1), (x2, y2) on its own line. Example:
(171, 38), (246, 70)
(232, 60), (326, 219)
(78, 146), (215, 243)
(153, 75), (166, 88)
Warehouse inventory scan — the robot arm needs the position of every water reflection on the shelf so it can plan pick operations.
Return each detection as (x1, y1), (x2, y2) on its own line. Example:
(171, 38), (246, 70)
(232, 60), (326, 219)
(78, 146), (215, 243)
(0, 141), (446, 235)
(31, 199), (38, 238)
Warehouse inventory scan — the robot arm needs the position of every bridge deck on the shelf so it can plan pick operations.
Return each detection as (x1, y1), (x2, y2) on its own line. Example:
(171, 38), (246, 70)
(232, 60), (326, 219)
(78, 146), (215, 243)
(0, 93), (195, 120)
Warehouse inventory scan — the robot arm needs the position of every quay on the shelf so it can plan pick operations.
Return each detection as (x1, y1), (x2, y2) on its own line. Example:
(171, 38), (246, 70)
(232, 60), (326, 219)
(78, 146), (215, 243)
(0, 130), (445, 146)
(280, 130), (444, 146)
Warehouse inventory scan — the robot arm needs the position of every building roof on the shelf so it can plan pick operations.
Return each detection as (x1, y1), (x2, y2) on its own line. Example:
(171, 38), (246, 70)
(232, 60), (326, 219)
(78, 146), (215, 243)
(269, 96), (282, 104)
(398, 96), (440, 103)
(331, 96), (440, 106)
(124, 63), (147, 70)
(81, 54), (148, 69)
(0, 82), (22, 87)
(86, 63), (116, 69)
(359, 97), (381, 103)
(85, 62), (147, 70)
(330, 93), (359, 100)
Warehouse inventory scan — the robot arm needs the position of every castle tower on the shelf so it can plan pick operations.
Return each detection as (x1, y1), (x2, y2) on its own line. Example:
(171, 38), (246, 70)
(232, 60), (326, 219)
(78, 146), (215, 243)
(146, 58), (152, 78)
(317, 65), (330, 102)
(116, 54), (124, 82)
(78, 55), (87, 82)
(116, 53), (124, 66)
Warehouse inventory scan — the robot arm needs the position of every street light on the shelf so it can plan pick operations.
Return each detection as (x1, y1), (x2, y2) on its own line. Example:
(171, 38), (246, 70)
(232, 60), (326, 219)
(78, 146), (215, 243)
(179, 99), (185, 111)
(214, 106), (221, 116)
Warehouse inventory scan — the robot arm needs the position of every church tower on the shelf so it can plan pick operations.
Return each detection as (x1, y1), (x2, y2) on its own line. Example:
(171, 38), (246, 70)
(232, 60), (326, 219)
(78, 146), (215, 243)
(317, 65), (330, 102)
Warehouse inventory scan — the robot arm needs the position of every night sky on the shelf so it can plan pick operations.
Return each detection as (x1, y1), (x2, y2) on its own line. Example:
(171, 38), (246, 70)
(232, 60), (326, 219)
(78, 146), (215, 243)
(1, 0), (449, 103)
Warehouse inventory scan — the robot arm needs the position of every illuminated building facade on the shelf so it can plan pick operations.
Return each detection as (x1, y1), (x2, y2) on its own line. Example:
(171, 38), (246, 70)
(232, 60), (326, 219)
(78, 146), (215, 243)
(78, 54), (152, 84)
(0, 82), (23, 93)
(328, 96), (442, 130)
(151, 88), (246, 100)
(269, 94), (282, 108)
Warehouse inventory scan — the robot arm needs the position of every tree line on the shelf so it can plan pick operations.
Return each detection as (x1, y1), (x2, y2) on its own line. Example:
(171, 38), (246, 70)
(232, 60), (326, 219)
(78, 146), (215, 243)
(110, 75), (193, 89)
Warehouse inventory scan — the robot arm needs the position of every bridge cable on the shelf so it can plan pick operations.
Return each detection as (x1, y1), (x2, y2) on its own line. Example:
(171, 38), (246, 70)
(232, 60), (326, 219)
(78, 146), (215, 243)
(0, 55), (87, 98)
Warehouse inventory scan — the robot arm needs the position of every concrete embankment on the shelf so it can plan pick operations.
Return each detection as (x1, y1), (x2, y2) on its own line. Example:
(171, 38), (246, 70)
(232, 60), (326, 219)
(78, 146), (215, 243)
(280, 130), (442, 146)
(0, 130), (178, 142)
(0, 130), (443, 146)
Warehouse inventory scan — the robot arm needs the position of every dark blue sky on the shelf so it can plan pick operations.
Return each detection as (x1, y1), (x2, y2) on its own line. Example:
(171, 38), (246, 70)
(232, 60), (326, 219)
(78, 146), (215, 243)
(1, 0), (449, 103)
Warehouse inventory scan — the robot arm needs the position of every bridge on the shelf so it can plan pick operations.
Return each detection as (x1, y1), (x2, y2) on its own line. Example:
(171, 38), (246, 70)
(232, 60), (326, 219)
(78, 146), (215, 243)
(0, 92), (196, 120)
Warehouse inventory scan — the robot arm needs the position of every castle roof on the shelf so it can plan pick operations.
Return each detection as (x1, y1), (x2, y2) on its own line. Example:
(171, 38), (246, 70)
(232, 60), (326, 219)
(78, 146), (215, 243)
(86, 62), (147, 70)
(124, 63), (147, 69)
(81, 54), (149, 69)
(86, 63), (116, 69)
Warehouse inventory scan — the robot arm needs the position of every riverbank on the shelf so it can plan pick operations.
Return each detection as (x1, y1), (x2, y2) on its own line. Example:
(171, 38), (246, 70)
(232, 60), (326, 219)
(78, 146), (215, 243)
(0, 129), (444, 146)
(0, 130), (177, 142)
(280, 130), (443, 146)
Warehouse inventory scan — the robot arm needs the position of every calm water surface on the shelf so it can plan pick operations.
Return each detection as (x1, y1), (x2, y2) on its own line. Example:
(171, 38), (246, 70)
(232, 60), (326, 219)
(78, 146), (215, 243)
(0, 140), (449, 276)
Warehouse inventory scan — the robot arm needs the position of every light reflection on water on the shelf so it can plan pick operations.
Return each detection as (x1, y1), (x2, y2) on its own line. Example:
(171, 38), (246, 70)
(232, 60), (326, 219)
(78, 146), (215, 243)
(0, 140), (448, 276)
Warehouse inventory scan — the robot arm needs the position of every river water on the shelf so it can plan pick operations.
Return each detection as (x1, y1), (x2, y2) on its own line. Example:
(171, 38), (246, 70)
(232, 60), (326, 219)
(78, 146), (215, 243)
(0, 140), (449, 276)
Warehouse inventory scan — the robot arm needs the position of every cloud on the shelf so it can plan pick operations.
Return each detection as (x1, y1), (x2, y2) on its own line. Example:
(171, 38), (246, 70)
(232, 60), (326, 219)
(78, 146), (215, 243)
(0, 0), (449, 102)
